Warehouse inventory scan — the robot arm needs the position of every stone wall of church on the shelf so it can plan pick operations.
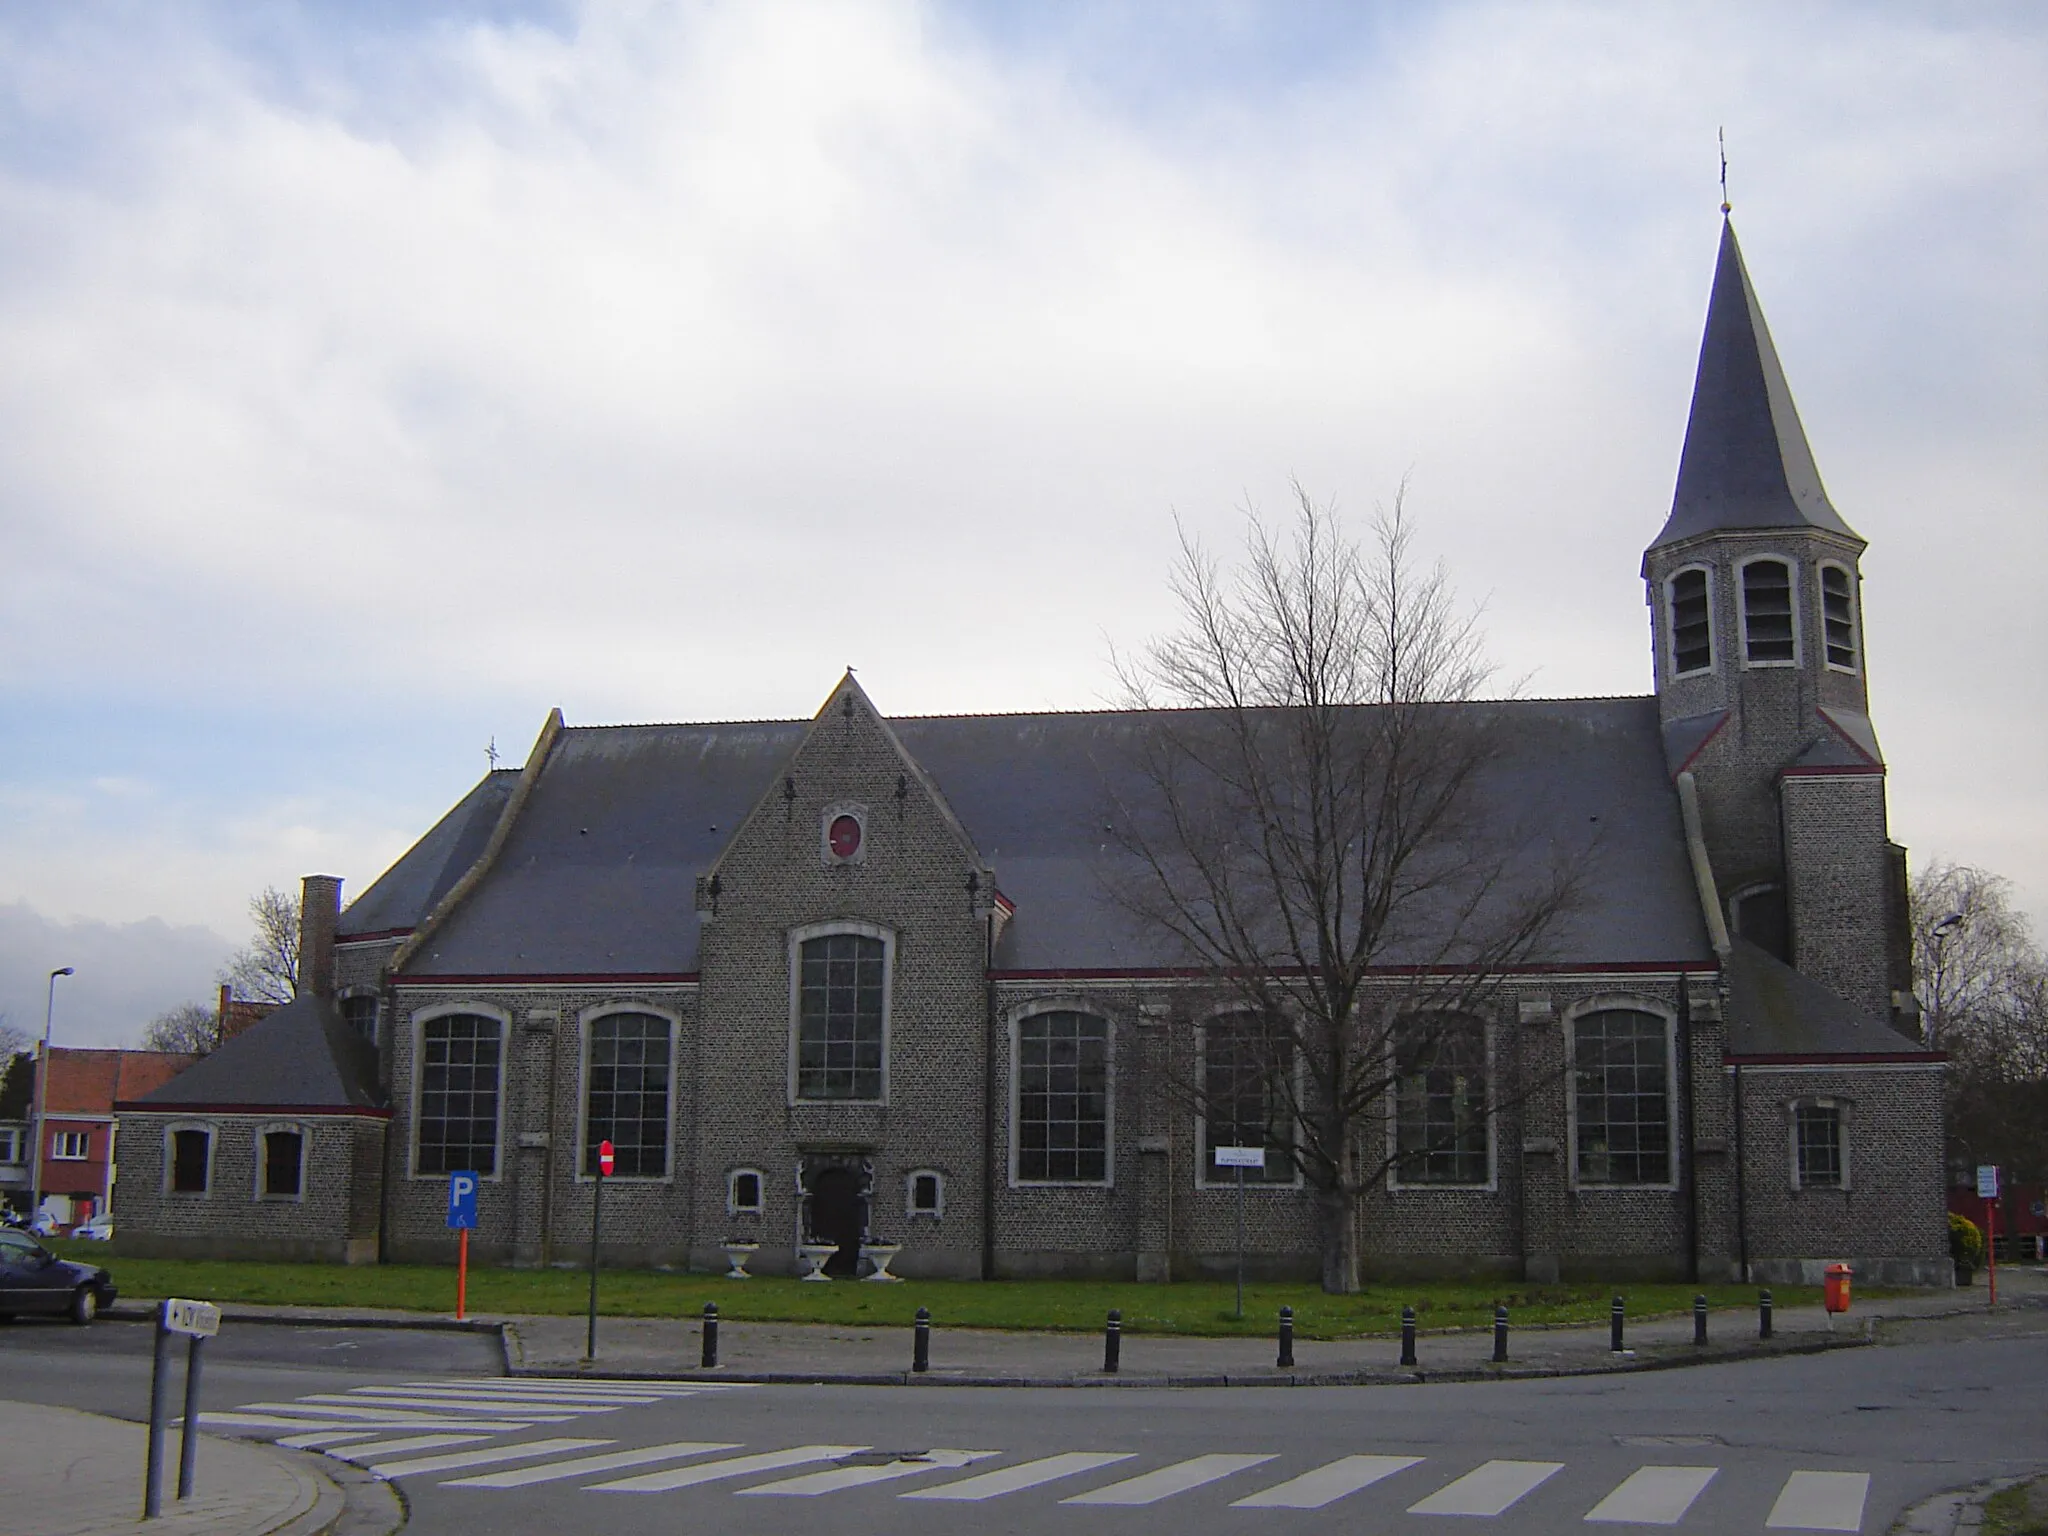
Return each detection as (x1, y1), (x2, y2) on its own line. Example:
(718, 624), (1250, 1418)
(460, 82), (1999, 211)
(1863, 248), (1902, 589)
(1780, 774), (1894, 1027)
(111, 1111), (383, 1264)
(1734, 1063), (1950, 1287)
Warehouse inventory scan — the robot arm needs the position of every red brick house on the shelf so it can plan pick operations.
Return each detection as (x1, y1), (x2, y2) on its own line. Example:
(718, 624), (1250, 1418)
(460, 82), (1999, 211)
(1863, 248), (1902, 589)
(32, 1048), (195, 1229)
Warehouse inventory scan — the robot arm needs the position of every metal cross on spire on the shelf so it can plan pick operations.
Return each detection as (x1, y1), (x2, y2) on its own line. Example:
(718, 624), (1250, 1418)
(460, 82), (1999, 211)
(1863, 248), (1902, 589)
(486, 736), (499, 770)
(1719, 127), (1731, 215)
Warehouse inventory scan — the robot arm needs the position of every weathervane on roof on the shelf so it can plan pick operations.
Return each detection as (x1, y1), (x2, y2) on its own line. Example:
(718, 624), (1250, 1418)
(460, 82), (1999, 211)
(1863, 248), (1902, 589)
(1719, 127), (1731, 215)
(486, 736), (499, 770)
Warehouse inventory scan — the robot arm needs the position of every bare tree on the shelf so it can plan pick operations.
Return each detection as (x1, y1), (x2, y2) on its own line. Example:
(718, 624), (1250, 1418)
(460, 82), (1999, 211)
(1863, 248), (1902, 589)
(141, 1001), (222, 1057)
(1112, 487), (1590, 1293)
(1912, 860), (2048, 1182)
(0, 1014), (27, 1061)
(220, 885), (299, 1006)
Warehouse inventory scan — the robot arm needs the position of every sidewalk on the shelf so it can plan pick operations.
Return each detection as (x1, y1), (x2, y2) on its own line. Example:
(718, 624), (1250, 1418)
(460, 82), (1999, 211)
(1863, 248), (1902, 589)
(0, 1400), (340, 1536)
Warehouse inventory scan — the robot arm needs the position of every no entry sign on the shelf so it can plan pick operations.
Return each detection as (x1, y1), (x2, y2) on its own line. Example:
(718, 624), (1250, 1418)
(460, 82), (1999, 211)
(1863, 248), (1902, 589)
(598, 1140), (615, 1177)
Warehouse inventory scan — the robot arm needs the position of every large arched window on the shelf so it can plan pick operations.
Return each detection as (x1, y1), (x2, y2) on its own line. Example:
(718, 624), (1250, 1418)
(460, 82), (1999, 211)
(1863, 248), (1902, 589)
(1819, 563), (1859, 671)
(1199, 1014), (1297, 1186)
(1666, 567), (1715, 677)
(1013, 1010), (1111, 1184)
(583, 1012), (673, 1179)
(793, 931), (887, 1101)
(1392, 1014), (1490, 1185)
(1740, 557), (1797, 664)
(1570, 1007), (1672, 1186)
(416, 1013), (503, 1176)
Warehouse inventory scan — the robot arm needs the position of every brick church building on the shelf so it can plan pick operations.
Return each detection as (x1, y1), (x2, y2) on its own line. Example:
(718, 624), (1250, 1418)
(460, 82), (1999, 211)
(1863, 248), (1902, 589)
(114, 219), (1950, 1286)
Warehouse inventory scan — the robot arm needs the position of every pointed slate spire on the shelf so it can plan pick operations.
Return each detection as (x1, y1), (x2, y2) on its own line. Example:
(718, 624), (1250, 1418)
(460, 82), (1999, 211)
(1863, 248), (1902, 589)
(1649, 219), (1860, 551)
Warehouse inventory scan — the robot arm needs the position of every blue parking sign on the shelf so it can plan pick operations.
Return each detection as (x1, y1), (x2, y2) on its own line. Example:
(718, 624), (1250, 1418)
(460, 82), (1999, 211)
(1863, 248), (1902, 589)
(447, 1171), (479, 1230)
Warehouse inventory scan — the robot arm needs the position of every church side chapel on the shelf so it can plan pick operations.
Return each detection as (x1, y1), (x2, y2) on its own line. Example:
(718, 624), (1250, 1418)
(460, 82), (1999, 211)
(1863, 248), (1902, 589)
(114, 219), (1950, 1287)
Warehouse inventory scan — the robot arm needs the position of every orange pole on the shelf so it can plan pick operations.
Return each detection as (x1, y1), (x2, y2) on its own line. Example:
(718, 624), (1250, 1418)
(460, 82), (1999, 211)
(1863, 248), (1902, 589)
(457, 1227), (469, 1321)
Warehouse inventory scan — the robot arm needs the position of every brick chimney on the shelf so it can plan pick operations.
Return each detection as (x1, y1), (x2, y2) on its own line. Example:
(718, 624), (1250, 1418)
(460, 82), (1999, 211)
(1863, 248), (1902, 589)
(299, 875), (342, 998)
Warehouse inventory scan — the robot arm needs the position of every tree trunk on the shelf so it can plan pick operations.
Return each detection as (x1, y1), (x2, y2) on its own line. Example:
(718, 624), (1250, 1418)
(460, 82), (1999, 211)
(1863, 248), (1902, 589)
(1318, 1181), (1361, 1294)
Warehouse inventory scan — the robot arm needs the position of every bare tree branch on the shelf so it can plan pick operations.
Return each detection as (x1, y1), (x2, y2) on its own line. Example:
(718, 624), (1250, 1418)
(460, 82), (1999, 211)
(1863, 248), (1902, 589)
(219, 885), (300, 1006)
(141, 1002), (221, 1056)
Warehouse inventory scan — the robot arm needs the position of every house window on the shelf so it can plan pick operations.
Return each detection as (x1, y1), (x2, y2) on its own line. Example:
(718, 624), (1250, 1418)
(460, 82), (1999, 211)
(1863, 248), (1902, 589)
(1820, 565), (1859, 670)
(583, 1013), (672, 1178)
(260, 1128), (305, 1199)
(0, 1128), (20, 1164)
(417, 1014), (502, 1176)
(1393, 1014), (1490, 1185)
(1200, 1015), (1296, 1184)
(1795, 1101), (1844, 1188)
(50, 1130), (90, 1161)
(169, 1127), (212, 1194)
(1014, 1010), (1110, 1183)
(1668, 568), (1714, 676)
(728, 1168), (764, 1215)
(1741, 558), (1796, 664)
(1572, 1008), (1672, 1185)
(795, 933), (886, 1101)
(907, 1169), (945, 1218)
(342, 995), (380, 1043)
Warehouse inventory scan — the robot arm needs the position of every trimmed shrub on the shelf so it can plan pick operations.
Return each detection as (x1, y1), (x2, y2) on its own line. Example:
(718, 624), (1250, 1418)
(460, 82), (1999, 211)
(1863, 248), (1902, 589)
(1949, 1211), (1985, 1268)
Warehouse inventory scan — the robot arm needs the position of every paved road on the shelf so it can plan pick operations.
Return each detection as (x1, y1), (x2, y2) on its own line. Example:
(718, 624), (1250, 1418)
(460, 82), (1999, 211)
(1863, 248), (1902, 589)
(3, 1315), (2043, 1534)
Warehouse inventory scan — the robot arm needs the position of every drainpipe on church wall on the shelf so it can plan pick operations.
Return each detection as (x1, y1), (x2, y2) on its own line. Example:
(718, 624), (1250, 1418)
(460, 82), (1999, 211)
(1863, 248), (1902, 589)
(1679, 972), (1699, 1285)
(980, 909), (998, 1282)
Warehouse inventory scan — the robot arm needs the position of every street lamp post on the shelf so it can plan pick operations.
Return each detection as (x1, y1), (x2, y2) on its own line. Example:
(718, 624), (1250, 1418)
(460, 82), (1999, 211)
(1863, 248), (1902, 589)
(1927, 912), (1964, 1050)
(28, 967), (74, 1224)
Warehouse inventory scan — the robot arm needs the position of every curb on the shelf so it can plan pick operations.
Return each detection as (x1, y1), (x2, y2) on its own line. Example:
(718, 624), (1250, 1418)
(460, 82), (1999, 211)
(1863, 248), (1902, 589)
(107, 1303), (506, 1337)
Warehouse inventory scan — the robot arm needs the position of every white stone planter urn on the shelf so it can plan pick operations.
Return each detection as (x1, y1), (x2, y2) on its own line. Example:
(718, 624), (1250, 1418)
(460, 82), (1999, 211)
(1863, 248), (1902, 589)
(720, 1241), (760, 1279)
(795, 1242), (839, 1281)
(859, 1243), (903, 1282)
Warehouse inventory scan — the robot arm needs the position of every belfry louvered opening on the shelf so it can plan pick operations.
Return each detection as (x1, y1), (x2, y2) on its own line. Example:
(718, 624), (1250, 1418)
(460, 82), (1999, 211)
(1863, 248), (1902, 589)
(1669, 568), (1713, 675)
(1742, 559), (1796, 663)
(1820, 565), (1858, 670)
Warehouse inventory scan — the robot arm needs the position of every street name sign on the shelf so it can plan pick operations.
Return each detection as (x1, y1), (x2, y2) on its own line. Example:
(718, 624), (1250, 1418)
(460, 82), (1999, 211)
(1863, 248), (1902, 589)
(1976, 1165), (2000, 1200)
(447, 1170), (479, 1229)
(1215, 1145), (1267, 1169)
(163, 1298), (221, 1338)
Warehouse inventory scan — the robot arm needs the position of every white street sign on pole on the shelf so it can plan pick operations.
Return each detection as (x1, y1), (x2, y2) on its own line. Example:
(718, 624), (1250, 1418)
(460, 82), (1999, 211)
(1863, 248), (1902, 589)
(1215, 1146), (1267, 1169)
(1976, 1165), (2000, 1200)
(163, 1298), (221, 1338)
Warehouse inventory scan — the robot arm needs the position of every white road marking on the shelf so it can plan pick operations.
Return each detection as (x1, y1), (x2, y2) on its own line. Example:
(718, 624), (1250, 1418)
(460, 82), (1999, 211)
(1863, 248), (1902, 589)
(1409, 1459), (1565, 1516)
(443, 1442), (743, 1488)
(360, 1437), (614, 1479)
(1586, 1466), (1719, 1524)
(304, 1393), (614, 1415)
(1062, 1454), (1278, 1506)
(901, 1451), (1138, 1501)
(235, 1401), (564, 1425)
(593, 1446), (869, 1493)
(328, 1434), (495, 1462)
(739, 1449), (1001, 1497)
(277, 1430), (381, 1449)
(198, 1413), (538, 1433)
(1767, 1471), (1871, 1531)
(1233, 1454), (1425, 1509)
(368, 1388), (660, 1406)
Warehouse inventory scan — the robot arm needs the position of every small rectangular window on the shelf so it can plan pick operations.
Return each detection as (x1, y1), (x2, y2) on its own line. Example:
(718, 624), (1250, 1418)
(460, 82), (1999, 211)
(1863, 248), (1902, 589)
(171, 1129), (211, 1194)
(729, 1169), (763, 1213)
(1743, 560), (1796, 663)
(909, 1171), (943, 1215)
(1820, 566), (1858, 669)
(1796, 1103), (1843, 1187)
(1669, 569), (1713, 674)
(0, 1128), (20, 1164)
(262, 1130), (304, 1198)
(51, 1131), (90, 1160)
(342, 996), (380, 1043)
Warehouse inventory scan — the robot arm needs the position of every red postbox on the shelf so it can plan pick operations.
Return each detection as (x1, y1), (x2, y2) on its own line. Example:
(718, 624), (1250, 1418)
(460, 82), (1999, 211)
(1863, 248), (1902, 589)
(1823, 1262), (1853, 1314)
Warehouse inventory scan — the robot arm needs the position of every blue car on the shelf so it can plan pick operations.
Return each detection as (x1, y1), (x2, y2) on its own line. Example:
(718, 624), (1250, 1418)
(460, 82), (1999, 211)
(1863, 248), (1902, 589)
(0, 1227), (118, 1324)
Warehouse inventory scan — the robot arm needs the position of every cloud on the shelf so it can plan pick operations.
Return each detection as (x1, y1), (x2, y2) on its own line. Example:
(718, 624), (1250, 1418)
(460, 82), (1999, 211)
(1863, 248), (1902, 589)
(0, 902), (233, 1049)
(0, 0), (2041, 933)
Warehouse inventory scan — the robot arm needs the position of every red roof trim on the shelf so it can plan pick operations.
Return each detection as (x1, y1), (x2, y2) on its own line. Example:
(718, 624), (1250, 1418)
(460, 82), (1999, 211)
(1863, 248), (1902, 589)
(1725, 1052), (1943, 1066)
(992, 960), (1717, 981)
(1779, 764), (1886, 779)
(397, 973), (700, 987)
(1670, 712), (1728, 777)
(339, 929), (413, 945)
(113, 1102), (394, 1118)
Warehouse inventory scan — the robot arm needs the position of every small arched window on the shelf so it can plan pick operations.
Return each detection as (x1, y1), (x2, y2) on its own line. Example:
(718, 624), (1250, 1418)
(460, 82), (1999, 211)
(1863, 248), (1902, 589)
(1819, 564), (1859, 671)
(257, 1124), (306, 1199)
(1667, 568), (1714, 677)
(727, 1168), (764, 1215)
(167, 1124), (214, 1196)
(907, 1169), (945, 1218)
(1741, 558), (1797, 664)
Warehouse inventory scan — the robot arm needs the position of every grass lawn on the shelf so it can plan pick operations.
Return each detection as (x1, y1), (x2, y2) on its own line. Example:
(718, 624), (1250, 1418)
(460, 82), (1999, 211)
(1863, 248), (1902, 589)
(45, 1241), (1820, 1338)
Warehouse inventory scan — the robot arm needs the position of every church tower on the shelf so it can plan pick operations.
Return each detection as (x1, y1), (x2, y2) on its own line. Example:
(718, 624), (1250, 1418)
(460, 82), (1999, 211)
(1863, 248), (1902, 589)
(1645, 218), (1909, 1028)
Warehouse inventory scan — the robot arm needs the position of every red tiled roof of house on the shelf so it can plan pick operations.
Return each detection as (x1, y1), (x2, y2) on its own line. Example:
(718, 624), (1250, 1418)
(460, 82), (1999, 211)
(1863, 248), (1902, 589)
(44, 1048), (198, 1115)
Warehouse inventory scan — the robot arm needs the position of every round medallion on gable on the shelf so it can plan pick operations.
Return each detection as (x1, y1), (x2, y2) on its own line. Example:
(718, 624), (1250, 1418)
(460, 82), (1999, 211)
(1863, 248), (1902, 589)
(828, 814), (862, 860)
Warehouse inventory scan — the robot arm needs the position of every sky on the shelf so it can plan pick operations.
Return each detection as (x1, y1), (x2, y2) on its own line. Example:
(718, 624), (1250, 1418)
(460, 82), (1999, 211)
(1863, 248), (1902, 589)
(1, 0), (2042, 1048)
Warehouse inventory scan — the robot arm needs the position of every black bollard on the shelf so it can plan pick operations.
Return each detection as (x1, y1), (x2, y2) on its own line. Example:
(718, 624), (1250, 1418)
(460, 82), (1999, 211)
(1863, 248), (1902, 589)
(1277, 1306), (1295, 1369)
(1610, 1295), (1626, 1354)
(912, 1306), (931, 1374)
(701, 1302), (719, 1370)
(1693, 1294), (1708, 1347)
(143, 1303), (174, 1518)
(1400, 1305), (1418, 1367)
(176, 1334), (206, 1499)
(1493, 1304), (1509, 1364)
(1759, 1288), (1773, 1340)
(1104, 1310), (1122, 1374)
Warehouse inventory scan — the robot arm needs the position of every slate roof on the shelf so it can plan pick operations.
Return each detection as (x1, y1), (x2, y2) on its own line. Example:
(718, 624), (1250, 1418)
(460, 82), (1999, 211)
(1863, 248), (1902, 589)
(122, 996), (383, 1113)
(351, 695), (1714, 979)
(338, 770), (518, 937)
(1649, 219), (1861, 553)
(1724, 939), (1938, 1060)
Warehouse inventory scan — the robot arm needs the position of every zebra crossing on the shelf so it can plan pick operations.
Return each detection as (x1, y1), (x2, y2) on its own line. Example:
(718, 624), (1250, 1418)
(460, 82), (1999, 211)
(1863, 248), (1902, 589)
(196, 1377), (1877, 1528)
